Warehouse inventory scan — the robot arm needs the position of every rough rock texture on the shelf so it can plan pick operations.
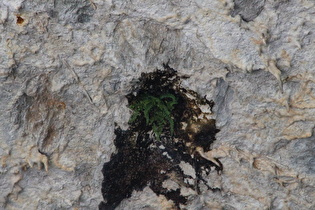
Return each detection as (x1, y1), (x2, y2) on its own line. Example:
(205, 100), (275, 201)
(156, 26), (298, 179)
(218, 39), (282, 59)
(0, 0), (314, 209)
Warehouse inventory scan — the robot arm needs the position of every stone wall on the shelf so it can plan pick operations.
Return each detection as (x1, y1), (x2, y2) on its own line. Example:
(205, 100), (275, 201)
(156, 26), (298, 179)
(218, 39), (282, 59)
(0, 0), (314, 209)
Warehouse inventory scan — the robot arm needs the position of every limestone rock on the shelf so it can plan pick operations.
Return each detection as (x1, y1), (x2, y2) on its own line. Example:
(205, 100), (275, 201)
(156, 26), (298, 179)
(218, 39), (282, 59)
(0, 0), (314, 209)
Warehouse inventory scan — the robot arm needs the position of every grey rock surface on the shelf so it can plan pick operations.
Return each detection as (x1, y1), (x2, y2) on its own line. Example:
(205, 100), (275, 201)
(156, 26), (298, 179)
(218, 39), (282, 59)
(0, 0), (314, 209)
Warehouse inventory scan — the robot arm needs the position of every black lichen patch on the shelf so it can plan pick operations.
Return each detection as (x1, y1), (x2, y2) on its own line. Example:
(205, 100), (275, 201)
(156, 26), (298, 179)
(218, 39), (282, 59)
(100, 65), (223, 210)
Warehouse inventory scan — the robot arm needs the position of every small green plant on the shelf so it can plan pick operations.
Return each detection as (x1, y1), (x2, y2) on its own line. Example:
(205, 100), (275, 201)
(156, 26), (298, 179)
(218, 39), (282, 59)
(129, 93), (178, 140)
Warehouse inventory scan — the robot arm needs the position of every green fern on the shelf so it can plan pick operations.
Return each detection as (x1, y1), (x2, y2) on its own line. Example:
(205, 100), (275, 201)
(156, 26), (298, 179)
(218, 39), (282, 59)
(129, 93), (178, 140)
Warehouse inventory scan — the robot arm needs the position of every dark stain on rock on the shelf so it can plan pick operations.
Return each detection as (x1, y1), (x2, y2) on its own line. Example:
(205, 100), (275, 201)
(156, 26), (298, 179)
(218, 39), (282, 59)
(230, 0), (266, 22)
(12, 93), (33, 129)
(16, 15), (25, 25)
(76, 5), (94, 23)
(12, 74), (67, 156)
(100, 65), (223, 209)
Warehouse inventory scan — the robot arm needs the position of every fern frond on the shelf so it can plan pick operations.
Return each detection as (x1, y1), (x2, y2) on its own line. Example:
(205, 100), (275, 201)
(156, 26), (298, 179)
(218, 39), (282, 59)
(128, 92), (178, 140)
